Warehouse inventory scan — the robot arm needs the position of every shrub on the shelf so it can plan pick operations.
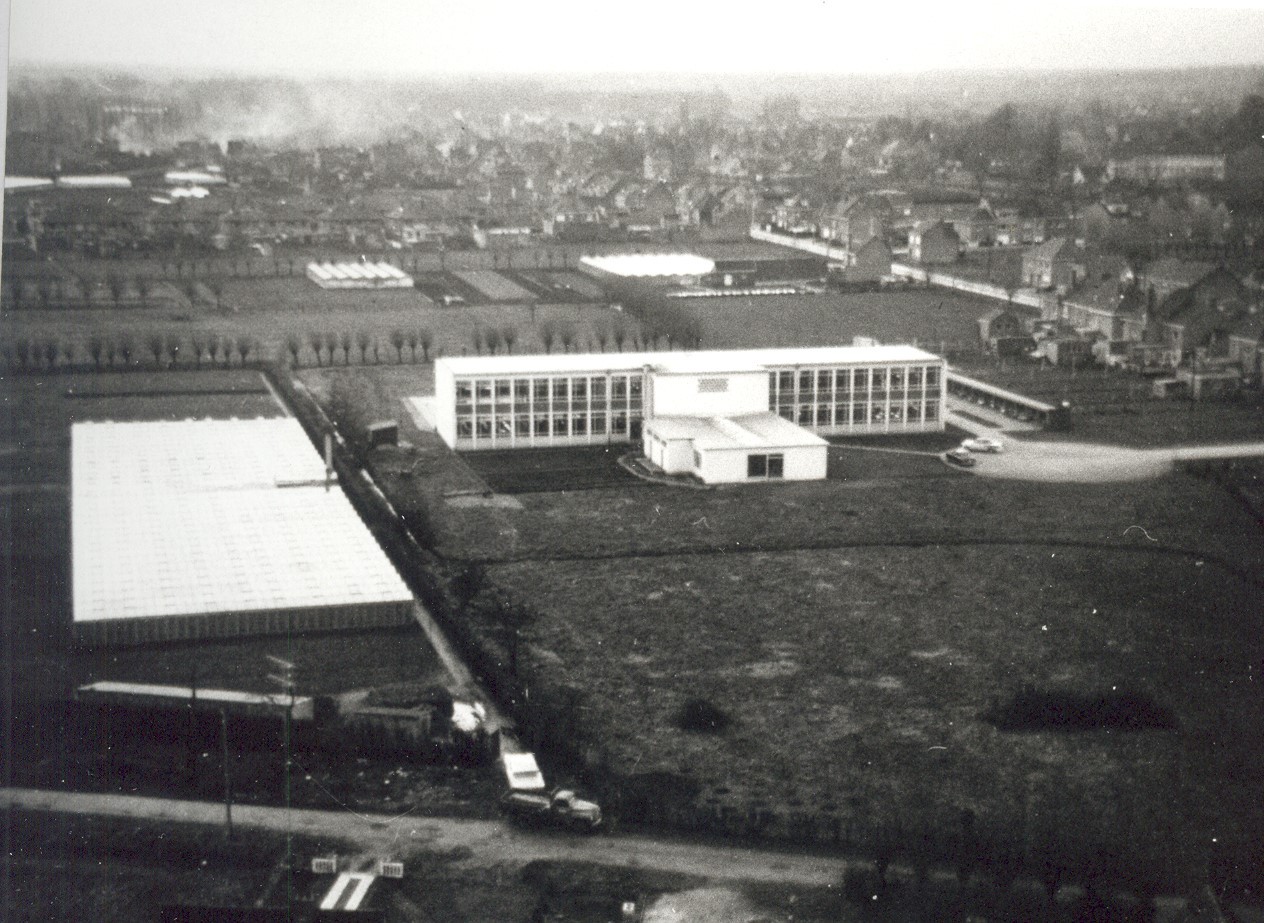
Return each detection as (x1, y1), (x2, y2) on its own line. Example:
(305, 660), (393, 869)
(984, 686), (1176, 732)
(676, 697), (731, 734)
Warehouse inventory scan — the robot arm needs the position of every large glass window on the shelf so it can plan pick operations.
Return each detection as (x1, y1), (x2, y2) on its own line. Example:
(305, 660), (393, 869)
(778, 370), (794, 391)
(926, 366), (940, 386)
(591, 413), (607, 435)
(817, 370), (833, 391)
(533, 379), (549, 401)
(514, 379), (530, 399)
(515, 418), (531, 435)
(836, 369), (852, 396)
(612, 413), (627, 434)
(496, 418), (512, 436)
(907, 404), (921, 422)
(534, 415), (550, 436)
(591, 377), (606, 400)
(890, 369), (904, 391)
(612, 376), (628, 399)
(779, 407), (796, 421)
(495, 379), (511, 399)
(747, 453), (785, 479)
(799, 370), (813, 391)
(835, 402), (850, 424)
(475, 380), (492, 401)
(552, 415), (569, 436)
(456, 382), (473, 403)
(553, 379), (569, 400)
(925, 403), (939, 421)
(629, 377), (643, 399)
(816, 405), (832, 425)
(476, 419), (492, 437)
(908, 368), (923, 389)
(798, 405), (813, 425)
(457, 419), (473, 437)
(573, 378), (587, 400)
(572, 414), (588, 435)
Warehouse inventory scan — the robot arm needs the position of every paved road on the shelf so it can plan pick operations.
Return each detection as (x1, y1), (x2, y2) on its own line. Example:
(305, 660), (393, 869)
(946, 406), (1264, 483)
(1, 787), (843, 887)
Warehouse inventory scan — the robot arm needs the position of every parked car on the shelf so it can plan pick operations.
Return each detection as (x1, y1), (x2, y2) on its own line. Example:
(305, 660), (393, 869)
(945, 448), (978, 468)
(961, 437), (1004, 453)
(500, 788), (603, 832)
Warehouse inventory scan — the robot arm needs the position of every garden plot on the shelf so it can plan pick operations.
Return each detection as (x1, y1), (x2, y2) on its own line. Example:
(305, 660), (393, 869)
(455, 270), (538, 302)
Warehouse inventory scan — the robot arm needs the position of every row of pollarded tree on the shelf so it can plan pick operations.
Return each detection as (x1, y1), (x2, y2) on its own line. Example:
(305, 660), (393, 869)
(2, 274), (228, 311)
(284, 329), (436, 368)
(0, 332), (261, 373)
(465, 317), (702, 357)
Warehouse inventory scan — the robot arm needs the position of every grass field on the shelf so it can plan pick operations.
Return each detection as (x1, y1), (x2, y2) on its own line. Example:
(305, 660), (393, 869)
(685, 290), (997, 353)
(3, 809), (352, 923)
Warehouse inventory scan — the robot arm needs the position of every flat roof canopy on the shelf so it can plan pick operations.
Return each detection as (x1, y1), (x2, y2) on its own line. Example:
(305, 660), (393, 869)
(438, 344), (942, 378)
(73, 418), (412, 627)
(648, 412), (828, 451)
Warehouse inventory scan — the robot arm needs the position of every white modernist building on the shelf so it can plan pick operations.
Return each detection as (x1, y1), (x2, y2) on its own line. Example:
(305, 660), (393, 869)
(306, 260), (414, 290)
(432, 344), (945, 484)
(72, 417), (413, 645)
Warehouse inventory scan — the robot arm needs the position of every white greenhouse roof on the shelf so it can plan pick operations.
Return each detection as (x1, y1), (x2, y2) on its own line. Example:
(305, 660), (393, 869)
(72, 418), (412, 625)
(438, 345), (941, 378)
(580, 253), (715, 278)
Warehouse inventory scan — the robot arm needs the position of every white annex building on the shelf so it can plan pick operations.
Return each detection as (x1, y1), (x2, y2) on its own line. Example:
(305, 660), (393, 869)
(306, 260), (414, 289)
(432, 344), (946, 484)
(72, 417), (413, 645)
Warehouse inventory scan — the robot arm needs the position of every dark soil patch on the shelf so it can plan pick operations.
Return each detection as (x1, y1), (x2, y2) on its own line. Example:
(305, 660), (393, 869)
(984, 687), (1177, 732)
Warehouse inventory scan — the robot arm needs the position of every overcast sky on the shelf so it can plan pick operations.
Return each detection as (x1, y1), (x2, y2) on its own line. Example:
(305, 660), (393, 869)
(7, 0), (1264, 76)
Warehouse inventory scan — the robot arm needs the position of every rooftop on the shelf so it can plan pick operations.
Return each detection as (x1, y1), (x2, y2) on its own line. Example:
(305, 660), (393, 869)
(72, 418), (411, 625)
(649, 412), (828, 451)
(438, 345), (942, 378)
(580, 253), (716, 278)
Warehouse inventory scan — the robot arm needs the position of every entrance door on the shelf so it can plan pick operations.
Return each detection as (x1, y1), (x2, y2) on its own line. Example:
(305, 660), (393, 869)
(629, 420), (642, 442)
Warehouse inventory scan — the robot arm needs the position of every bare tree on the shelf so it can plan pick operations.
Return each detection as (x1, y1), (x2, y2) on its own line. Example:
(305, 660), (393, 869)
(593, 322), (610, 353)
(483, 326), (502, 355)
(168, 338), (183, 368)
(405, 330), (419, 363)
(146, 334), (165, 368)
(87, 335), (106, 370)
(326, 332), (340, 366)
(309, 331), (325, 366)
(470, 326), (486, 355)
(417, 328), (433, 362)
(284, 334), (302, 368)
(42, 338), (61, 371)
(500, 324), (517, 354)
(208, 279), (225, 311)
(106, 273), (126, 308)
(539, 320), (558, 354)
(340, 331), (354, 366)
(184, 280), (200, 308)
(558, 323), (576, 353)
(612, 318), (628, 352)
(355, 330), (372, 364)
(136, 276), (153, 309)
(239, 338), (255, 365)
(191, 332), (208, 369)
(390, 330), (406, 364)
(117, 336), (135, 369)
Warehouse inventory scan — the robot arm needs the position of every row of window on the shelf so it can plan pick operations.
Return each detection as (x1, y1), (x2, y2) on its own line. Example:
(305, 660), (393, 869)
(778, 402), (940, 426)
(748, 453), (785, 478)
(456, 411), (632, 439)
(455, 375), (642, 405)
(770, 365), (941, 397)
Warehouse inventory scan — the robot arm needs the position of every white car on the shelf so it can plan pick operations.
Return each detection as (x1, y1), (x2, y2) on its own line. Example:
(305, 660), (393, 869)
(961, 437), (1004, 454)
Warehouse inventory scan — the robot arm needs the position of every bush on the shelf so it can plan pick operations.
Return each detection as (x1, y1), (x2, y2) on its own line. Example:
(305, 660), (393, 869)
(984, 686), (1176, 732)
(676, 697), (731, 733)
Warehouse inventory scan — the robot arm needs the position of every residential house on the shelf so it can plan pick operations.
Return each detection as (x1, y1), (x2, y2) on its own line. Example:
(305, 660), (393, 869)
(1060, 278), (1148, 342)
(1227, 314), (1263, 378)
(1021, 238), (1087, 292)
(1152, 268), (1251, 358)
(1106, 154), (1226, 185)
(908, 221), (961, 265)
(1135, 258), (1221, 306)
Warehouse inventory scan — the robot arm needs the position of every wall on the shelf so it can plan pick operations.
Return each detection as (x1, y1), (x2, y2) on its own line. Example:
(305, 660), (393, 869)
(650, 370), (767, 418)
(433, 362), (457, 448)
(699, 444), (827, 484)
(890, 262), (1048, 311)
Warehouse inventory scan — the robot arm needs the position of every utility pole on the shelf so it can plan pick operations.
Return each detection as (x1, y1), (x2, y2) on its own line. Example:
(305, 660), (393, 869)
(220, 708), (234, 839)
(266, 655), (297, 896)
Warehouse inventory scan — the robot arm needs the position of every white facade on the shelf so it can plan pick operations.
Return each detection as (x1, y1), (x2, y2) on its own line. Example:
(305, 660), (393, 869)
(306, 260), (414, 289)
(643, 412), (828, 484)
(432, 345), (946, 458)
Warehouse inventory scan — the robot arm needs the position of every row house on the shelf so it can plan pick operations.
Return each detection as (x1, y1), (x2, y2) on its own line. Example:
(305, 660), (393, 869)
(908, 221), (962, 265)
(1151, 268), (1251, 358)
(1060, 278), (1148, 342)
(1134, 258), (1221, 306)
(1227, 317), (1264, 377)
(1021, 238), (1088, 292)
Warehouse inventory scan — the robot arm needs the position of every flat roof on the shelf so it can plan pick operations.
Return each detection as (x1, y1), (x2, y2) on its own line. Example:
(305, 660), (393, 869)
(580, 253), (715, 277)
(648, 412), (828, 451)
(73, 418), (412, 625)
(439, 345), (941, 378)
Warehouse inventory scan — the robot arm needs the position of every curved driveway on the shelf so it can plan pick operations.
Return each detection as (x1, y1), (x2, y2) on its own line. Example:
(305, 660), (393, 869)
(946, 409), (1264, 483)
